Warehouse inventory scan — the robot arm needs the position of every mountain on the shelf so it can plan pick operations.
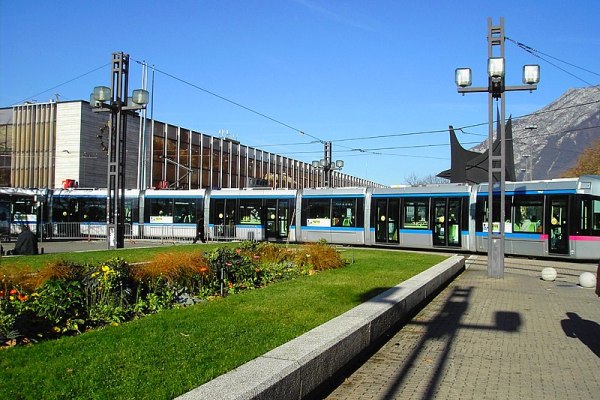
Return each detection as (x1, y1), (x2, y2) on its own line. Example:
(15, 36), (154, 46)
(471, 85), (600, 180)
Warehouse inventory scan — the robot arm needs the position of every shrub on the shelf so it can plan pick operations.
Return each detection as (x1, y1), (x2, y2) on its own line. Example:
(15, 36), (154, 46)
(295, 243), (347, 271)
(83, 258), (132, 326)
(253, 242), (292, 264)
(205, 247), (258, 293)
(131, 252), (214, 313)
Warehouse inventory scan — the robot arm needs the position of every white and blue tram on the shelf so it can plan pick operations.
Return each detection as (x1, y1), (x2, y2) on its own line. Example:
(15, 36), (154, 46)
(299, 187), (367, 245)
(207, 189), (296, 242)
(1, 176), (598, 260)
(140, 189), (205, 239)
(475, 177), (600, 259)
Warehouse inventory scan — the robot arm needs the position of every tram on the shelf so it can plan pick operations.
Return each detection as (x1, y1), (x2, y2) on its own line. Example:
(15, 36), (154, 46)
(1, 176), (598, 260)
(207, 189), (297, 242)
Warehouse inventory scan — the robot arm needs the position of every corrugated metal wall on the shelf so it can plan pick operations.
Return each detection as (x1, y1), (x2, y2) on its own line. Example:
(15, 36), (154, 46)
(11, 102), (56, 188)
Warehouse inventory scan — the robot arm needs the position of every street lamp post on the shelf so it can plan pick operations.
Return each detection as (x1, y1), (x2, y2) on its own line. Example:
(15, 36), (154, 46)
(455, 18), (539, 278)
(522, 125), (538, 181)
(91, 52), (149, 249)
(312, 141), (344, 188)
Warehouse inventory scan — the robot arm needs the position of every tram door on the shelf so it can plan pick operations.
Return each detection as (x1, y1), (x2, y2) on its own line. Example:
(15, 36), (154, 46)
(432, 198), (461, 247)
(265, 199), (289, 241)
(374, 198), (399, 244)
(547, 196), (569, 255)
(213, 199), (236, 238)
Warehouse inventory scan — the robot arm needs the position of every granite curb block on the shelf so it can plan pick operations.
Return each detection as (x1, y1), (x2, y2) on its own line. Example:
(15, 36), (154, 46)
(176, 255), (465, 400)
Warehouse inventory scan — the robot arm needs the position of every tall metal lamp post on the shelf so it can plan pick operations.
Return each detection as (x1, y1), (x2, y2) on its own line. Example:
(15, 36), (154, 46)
(91, 52), (149, 249)
(312, 141), (344, 188)
(454, 17), (539, 278)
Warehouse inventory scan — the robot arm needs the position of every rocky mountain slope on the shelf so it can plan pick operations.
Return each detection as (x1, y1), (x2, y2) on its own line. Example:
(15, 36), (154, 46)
(471, 85), (600, 180)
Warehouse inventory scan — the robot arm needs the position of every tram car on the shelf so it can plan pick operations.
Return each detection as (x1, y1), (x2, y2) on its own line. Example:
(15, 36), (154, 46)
(207, 189), (297, 242)
(474, 177), (600, 259)
(298, 187), (367, 245)
(1, 176), (598, 260)
(140, 189), (205, 240)
(50, 188), (140, 239)
(368, 183), (472, 251)
(0, 187), (47, 236)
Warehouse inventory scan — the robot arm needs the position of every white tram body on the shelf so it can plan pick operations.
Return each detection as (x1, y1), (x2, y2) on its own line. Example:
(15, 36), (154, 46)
(207, 189), (297, 242)
(476, 176), (600, 259)
(298, 187), (367, 245)
(2, 176), (598, 260)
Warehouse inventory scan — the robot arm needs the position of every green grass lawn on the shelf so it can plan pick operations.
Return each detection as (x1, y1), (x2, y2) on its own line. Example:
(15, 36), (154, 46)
(0, 243), (228, 270)
(0, 247), (445, 399)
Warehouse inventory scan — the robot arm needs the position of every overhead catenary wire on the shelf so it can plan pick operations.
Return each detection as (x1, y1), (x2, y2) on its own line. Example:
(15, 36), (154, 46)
(128, 56), (599, 161)
(10, 63), (111, 106)
(4, 50), (596, 187)
(507, 37), (600, 83)
(131, 59), (324, 144)
(6, 51), (597, 155)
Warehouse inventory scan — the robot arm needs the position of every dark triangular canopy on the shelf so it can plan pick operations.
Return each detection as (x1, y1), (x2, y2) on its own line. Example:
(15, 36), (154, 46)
(438, 113), (515, 184)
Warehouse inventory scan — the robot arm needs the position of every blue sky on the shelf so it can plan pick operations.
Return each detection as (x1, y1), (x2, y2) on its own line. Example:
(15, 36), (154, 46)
(1, 0), (599, 186)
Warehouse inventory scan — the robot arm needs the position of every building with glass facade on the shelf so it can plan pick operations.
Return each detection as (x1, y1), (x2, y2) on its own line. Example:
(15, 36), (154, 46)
(0, 101), (384, 190)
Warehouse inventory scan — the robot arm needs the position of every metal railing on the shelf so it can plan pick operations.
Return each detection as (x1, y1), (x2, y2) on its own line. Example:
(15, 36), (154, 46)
(1, 222), (248, 243)
(210, 225), (237, 241)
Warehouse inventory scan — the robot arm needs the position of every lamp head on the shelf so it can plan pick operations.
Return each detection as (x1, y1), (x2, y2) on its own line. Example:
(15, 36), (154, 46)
(132, 89), (149, 105)
(89, 93), (101, 108)
(487, 57), (505, 78)
(523, 65), (540, 84)
(455, 68), (472, 87)
(93, 86), (111, 102)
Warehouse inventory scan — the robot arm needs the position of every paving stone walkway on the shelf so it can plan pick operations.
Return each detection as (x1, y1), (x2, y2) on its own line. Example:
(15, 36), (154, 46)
(325, 256), (600, 400)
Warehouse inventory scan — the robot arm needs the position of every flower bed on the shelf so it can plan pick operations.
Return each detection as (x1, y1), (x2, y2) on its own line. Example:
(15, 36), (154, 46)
(0, 241), (345, 347)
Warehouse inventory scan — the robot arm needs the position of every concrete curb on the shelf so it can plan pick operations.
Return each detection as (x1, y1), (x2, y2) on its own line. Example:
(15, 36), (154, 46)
(176, 255), (465, 400)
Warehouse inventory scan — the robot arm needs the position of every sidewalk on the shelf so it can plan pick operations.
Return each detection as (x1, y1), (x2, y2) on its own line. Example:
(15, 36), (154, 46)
(324, 256), (600, 400)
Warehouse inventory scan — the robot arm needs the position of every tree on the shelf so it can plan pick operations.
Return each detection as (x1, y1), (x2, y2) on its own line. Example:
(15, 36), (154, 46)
(562, 138), (600, 177)
(404, 173), (449, 185)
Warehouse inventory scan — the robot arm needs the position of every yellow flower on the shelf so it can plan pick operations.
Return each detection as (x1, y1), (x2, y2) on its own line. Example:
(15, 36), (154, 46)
(101, 265), (111, 273)
(52, 326), (61, 333)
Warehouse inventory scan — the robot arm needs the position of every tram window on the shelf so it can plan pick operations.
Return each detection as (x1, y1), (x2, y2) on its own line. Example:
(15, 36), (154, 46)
(0, 203), (7, 221)
(210, 199), (225, 225)
(147, 198), (173, 223)
(403, 199), (428, 229)
(0, 202), (8, 236)
(593, 199), (600, 233)
(303, 198), (331, 227)
(52, 198), (78, 222)
(173, 199), (196, 223)
(479, 197), (512, 233)
(512, 196), (543, 233)
(577, 197), (589, 234)
(80, 198), (106, 222)
(332, 198), (356, 227)
(240, 199), (262, 225)
(13, 198), (38, 223)
(125, 198), (139, 224)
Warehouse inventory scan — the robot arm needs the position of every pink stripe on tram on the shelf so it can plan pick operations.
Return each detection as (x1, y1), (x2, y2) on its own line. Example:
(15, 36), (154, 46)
(570, 235), (600, 242)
